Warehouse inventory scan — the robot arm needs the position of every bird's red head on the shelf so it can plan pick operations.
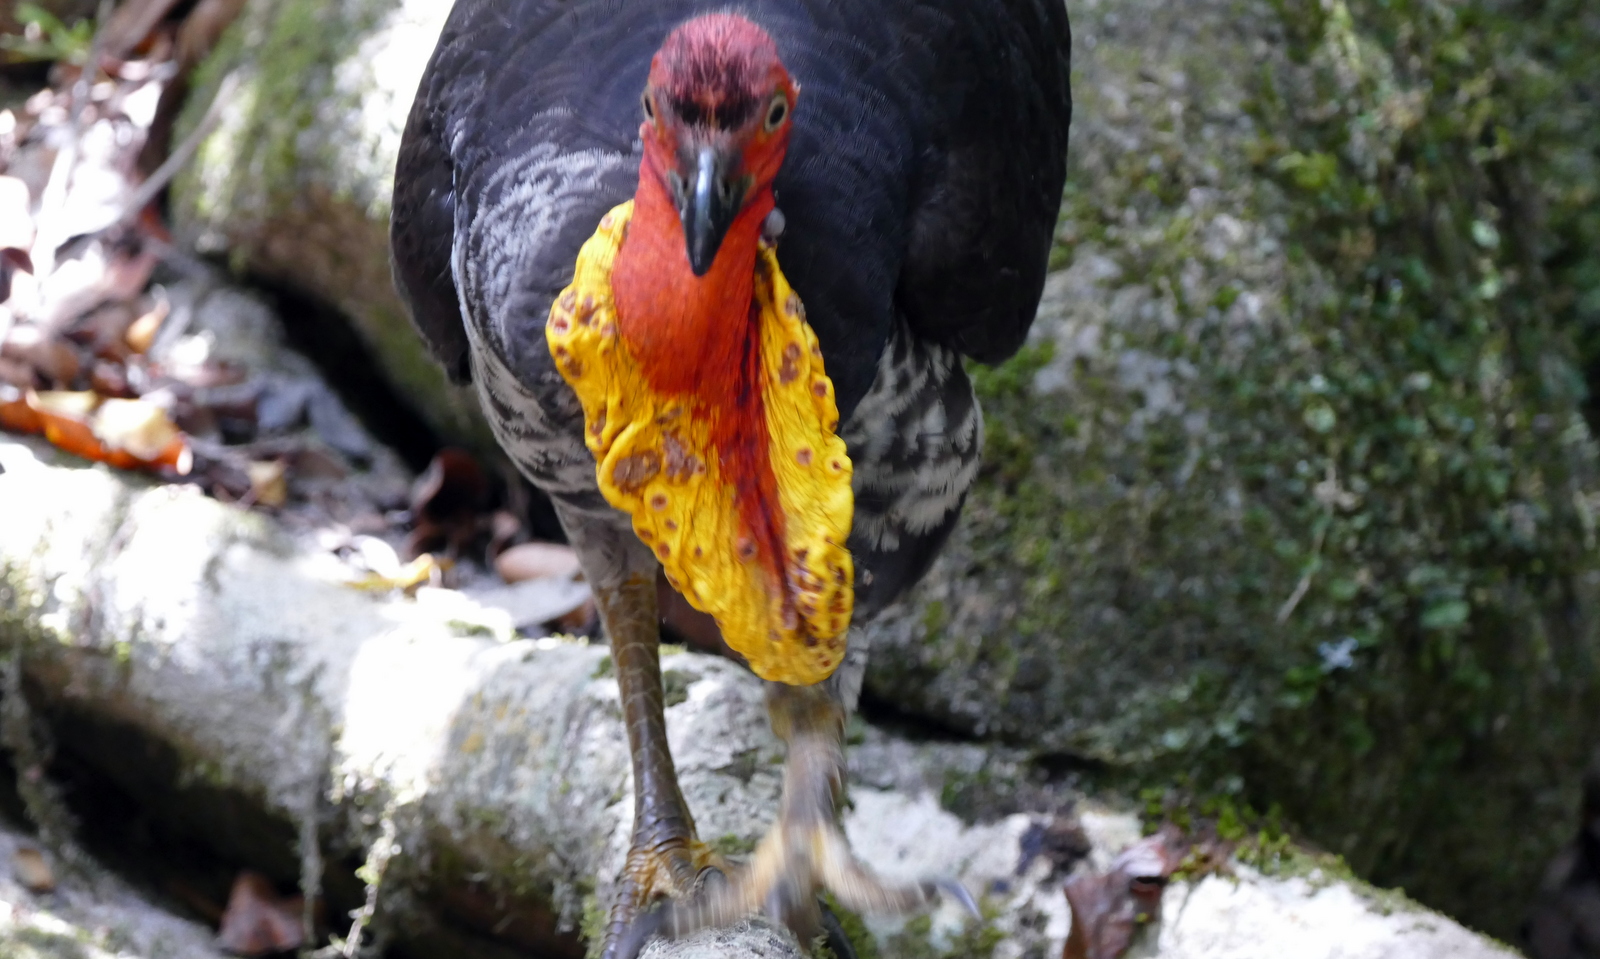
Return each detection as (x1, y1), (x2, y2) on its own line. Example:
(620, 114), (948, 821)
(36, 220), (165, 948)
(613, 13), (798, 393)
(639, 13), (797, 275)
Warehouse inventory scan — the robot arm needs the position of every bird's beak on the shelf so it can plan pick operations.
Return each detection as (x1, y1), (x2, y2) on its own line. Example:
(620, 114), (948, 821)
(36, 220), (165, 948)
(678, 144), (743, 277)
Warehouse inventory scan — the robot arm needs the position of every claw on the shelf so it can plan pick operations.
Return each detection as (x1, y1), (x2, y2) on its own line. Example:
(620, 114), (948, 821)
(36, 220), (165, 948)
(639, 820), (946, 952)
(613, 905), (665, 959)
(816, 899), (859, 959)
(602, 840), (727, 959)
(931, 878), (980, 919)
(697, 862), (728, 892)
(610, 681), (957, 958)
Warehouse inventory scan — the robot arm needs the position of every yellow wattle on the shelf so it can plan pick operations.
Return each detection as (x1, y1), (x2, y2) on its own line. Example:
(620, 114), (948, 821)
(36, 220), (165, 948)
(546, 201), (855, 685)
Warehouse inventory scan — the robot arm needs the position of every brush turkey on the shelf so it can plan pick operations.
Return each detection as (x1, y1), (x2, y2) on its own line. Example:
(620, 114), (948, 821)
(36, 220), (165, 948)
(391, 2), (1072, 955)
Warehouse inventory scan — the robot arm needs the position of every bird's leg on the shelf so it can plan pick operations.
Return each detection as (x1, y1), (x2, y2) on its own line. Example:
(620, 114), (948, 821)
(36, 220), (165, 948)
(619, 672), (973, 957)
(582, 530), (720, 959)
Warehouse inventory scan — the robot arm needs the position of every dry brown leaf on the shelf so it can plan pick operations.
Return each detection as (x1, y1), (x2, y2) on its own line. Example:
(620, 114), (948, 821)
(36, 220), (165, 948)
(1, 249), (33, 303)
(71, 301), (141, 361)
(554, 598), (598, 635)
(2, 325), (82, 386)
(93, 396), (181, 461)
(98, 0), (187, 60)
(216, 871), (303, 956)
(1063, 826), (1187, 959)
(35, 243), (160, 330)
(28, 389), (99, 419)
(411, 447), (486, 507)
(89, 359), (130, 396)
(289, 444), (348, 480)
(0, 358), (35, 390)
(244, 459), (288, 508)
(7, 390), (192, 474)
(0, 358), (32, 389)
(0, 392), (42, 432)
(124, 296), (170, 353)
(406, 447), (491, 557)
(35, 392), (122, 460)
(12, 846), (54, 893)
(495, 541), (582, 584)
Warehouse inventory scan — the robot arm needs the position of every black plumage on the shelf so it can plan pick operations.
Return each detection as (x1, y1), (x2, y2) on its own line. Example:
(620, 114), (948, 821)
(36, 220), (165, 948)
(392, 3), (1070, 951)
(393, 0), (1070, 615)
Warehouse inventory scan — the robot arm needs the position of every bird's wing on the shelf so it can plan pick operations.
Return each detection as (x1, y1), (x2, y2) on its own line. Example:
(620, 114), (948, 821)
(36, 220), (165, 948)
(391, 70), (470, 384)
(391, 0), (685, 388)
(895, 0), (1073, 365)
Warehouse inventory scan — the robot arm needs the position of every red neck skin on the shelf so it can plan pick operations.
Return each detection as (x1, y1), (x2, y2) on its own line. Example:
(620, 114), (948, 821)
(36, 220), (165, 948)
(612, 152), (772, 392)
(612, 155), (792, 612)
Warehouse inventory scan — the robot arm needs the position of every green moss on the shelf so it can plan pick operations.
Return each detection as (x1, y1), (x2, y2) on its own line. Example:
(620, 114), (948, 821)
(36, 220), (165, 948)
(180, 0), (390, 223)
(1141, 786), (1431, 919)
(5, 927), (94, 959)
(351, 301), (497, 452)
(661, 669), (694, 708)
(865, 0), (1600, 939)
(937, 766), (1021, 825)
(881, 898), (1005, 959)
(590, 655), (614, 680)
(819, 893), (878, 959)
(176, 758), (236, 791)
(970, 342), (1055, 401)
(1233, 0), (1600, 932)
(580, 891), (608, 959)
(0, 4), (95, 66)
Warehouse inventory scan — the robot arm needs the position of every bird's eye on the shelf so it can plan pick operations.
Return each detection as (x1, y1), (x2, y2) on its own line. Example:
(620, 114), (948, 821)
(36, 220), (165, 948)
(764, 94), (788, 132)
(642, 91), (657, 123)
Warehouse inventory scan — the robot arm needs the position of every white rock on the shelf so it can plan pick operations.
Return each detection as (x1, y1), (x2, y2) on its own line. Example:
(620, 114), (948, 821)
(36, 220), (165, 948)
(0, 435), (1518, 959)
(1158, 866), (1518, 959)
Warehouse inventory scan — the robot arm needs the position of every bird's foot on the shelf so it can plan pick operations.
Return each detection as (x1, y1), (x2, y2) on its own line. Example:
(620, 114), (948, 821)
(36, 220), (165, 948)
(602, 836), (725, 959)
(615, 777), (975, 959)
(615, 683), (975, 958)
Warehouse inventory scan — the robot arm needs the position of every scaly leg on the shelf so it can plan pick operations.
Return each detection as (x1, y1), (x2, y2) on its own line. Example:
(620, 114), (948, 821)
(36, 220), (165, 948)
(561, 513), (721, 959)
(616, 670), (974, 958)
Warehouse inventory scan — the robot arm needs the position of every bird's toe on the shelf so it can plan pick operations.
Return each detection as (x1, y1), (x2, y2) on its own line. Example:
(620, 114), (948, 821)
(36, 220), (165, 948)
(603, 838), (725, 959)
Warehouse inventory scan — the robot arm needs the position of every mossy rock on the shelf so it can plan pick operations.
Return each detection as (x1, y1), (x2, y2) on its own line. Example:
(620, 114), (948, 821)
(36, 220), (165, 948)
(170, 0), (497, 456)
(862, 0), (1600, 939)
